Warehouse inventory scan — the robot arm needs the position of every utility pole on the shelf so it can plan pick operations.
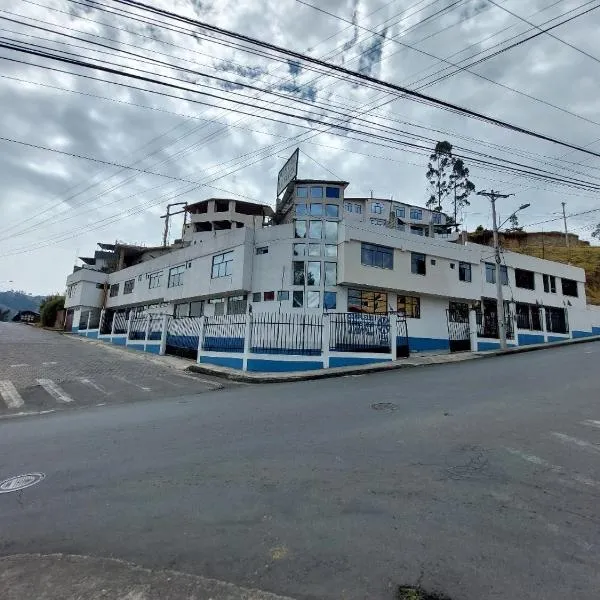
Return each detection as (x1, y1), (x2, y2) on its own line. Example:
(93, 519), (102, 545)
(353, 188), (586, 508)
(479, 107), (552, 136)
(160, 202), (188, 247)
(561, 202), (569, 248)
(477, 190), (513, 350)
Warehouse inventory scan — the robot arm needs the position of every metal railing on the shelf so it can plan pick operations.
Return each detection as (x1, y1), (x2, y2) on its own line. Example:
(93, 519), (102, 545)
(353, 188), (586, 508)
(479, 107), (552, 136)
(166, 316), (204, 359)
(148, 315), (163, 340)
(202, 314), (246, 352)
(128, 315), (147, 340)
(251, 313), (322, 355)
(78, 310), (89, 330)
(329, 313), (391, 353)
(476, 311), (514, 340)
(112, 310), (128, 335)
(100, 310), (114, 335)
(546, 307), (569, 334)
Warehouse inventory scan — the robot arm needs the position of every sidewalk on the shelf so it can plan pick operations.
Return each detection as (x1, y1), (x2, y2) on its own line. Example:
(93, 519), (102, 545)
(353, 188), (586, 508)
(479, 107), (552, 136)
(0, 554), (294, 600)
(188, 335), (600, 383)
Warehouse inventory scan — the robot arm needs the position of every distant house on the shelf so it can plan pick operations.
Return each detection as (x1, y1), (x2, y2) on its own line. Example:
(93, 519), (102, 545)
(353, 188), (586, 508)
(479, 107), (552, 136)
(12, 310), (40, 323)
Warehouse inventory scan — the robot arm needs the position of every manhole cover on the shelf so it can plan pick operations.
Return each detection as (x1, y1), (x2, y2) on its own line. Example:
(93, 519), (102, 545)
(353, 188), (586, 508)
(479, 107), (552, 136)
(0, 473), (45, 494)
(371, 402), (397, 411)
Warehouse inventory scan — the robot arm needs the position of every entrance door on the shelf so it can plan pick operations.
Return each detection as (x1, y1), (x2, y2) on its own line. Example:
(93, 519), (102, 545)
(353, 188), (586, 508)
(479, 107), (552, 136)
(447, 302), (470, 352)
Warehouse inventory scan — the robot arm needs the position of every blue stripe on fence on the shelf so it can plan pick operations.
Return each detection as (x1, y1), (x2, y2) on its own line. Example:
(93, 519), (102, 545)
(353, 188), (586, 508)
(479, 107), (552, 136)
(203, 336), (244, 352)
(167, 334), (200, 350)
(200, 355), (244, 369)
(407, 337), (450, 352)
(518, 333), (545, 345)
(572, 330), (593, 339)
(246, 359), (323, 372)
(250, 347), (321, 356)
(329, 356), (391, 368)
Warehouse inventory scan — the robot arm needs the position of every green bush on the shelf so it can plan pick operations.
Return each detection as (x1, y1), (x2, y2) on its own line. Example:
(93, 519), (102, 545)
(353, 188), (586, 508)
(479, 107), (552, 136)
(40, 295), (65, 327)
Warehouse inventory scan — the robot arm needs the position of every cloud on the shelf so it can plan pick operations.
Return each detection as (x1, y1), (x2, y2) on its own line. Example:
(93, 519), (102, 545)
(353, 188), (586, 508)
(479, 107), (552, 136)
(357, 26), (388, 76)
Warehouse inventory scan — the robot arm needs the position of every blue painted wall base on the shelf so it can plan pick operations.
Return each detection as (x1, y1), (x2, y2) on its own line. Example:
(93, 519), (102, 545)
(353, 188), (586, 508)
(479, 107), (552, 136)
(548, 335), (569, 343)
(572, 330), (593, 339)
(200, 355), (244, 369)
(518, 333), (544, 346)
(329, 356), (391, 368)
(406, 336), (450, 352)
(247, 358), (323, 372)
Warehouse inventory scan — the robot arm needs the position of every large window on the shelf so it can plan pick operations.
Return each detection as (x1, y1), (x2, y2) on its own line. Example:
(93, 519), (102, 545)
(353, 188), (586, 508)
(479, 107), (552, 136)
(395, 206), (405, 218)
(485, 263), (508, 285)
(459, 262), (472, 282)
(228, 295), (247, 314)
(326, 187), (340, 198)
(307, 261), (321, 286)
(148, 271), (162, 289)
(123, 279), (135, 294)
(325, 204), (339, 217)
(323, 291), (337, 310)
(348, 288), (388, 313)
(562, 278), (578, 297)
(543, 274), (557, 294)
(190, 301), (204, 317)
(308, 220), (322, 239)
(293, 261), (305, 285)
(324, 262), (337, 285)
(546, 306), (569, 334)
(361, 243), (393, 269)
(310, 203), (323, 216)
(411, 252), (426, 275)
(516, 302), (542, 331)
(310, 186), (323, 198)
(431, 212), (442, 224)
(371, 202), (383, 214)
(410, 208), (423, 220)
(211, 251), (233, 278)
(515, 268), (535, 290)
(324, 221), (338, 241)
(397, 295), (420, 318)
(294, 220), (307, 238)
(168, 264), (185, 288)
(109, 283), (119, 297)
(296, 187), (308, 198)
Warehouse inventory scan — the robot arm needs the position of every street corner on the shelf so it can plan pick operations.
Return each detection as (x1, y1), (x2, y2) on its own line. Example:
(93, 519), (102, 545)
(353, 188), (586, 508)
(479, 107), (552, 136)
(0, 554), (297, 600)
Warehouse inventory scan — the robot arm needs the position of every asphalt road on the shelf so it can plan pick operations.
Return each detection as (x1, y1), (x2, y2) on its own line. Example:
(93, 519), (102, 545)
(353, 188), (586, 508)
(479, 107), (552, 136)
(1, 338), (599, 599)
(0, 322), (227, 417)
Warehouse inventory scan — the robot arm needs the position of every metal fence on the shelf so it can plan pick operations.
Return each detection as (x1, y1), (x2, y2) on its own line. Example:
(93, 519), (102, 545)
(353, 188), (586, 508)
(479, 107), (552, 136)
(113, 310), (128, 335)
(546, 307), (569, 334)
(476, 310), (514, 340)
(100, 310), (114, 335)
(148, 315), (163, 340)
(78, 310), (89, 330)
(329, 313), (391, 353)
(251, 313), (323, 355)
(202, 314), (246, 352)
(167, 316), (204, 359)
(128, 315), (147, 340)
(88, 308), (101, 330)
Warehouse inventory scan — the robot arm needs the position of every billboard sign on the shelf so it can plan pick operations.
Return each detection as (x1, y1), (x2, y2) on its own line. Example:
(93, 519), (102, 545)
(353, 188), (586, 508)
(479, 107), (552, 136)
(277, 148), (299, 197)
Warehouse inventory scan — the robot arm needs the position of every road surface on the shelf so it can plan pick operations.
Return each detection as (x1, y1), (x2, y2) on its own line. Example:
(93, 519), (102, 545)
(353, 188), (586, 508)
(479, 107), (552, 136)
(0, 325), (599, 599)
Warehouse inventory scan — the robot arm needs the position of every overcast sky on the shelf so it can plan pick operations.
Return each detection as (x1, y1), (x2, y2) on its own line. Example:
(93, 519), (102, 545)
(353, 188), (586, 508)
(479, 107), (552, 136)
(1, 0), (599, 295)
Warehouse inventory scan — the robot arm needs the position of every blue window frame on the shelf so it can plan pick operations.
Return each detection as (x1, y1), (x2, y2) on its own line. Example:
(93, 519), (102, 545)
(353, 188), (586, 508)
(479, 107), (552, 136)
(361, 242), (393, 269)
(344, 202), (352, 212)
(211, 251), (234, 278)
(310, 203), (323, 216)
(295, 203), (308, 216)
(310, 186), (323, 198)
(326, 187), (340, 198)
(410, 208), (423, 220)
(371, 202), (383, 214)
(323, 291), (337, 310)
(296, 187), (308, 198)
(396, 207), (405, 218)
(355, 204), (362, 214)
(325, 204), (339, 217)
(431, 212), (442, 224)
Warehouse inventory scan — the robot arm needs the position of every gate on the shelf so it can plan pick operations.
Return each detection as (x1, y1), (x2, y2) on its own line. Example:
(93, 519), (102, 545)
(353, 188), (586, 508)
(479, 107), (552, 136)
(166, 316), (203, 359)
(447, 304), (471, 353)
(396, 315), (410, 358)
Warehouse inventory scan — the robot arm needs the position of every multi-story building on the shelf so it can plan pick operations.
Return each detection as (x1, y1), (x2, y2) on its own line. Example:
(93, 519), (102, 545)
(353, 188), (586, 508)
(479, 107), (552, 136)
(65, 178), (600, 362)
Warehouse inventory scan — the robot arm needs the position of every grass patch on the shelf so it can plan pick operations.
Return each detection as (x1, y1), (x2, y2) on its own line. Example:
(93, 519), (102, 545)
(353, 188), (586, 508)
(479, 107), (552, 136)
(396, 586), (452, 600)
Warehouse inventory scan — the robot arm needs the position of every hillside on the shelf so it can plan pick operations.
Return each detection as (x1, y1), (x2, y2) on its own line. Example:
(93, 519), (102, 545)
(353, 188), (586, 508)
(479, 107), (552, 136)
(511, 245), (600, 305)
(0, 290), (45, 313)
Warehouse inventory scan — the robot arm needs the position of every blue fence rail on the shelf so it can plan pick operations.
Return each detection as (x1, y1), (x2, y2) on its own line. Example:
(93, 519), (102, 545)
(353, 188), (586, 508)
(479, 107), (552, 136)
(250, 313), (322, 356)
(202, 314), (245, 352)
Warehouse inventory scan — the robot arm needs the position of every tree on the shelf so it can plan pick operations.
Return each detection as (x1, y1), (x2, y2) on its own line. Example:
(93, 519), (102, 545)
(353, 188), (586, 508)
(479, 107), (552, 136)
(449, 158), (475, 230)
(39, 294), (65, 327)
(592, 224), (600, 239)
(426, 141), (454, 212)
(507, 213), (523, 232)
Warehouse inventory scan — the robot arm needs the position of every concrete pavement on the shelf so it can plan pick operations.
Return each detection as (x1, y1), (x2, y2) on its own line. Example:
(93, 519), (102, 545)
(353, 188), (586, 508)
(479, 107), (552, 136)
(1, 341), (600, 599)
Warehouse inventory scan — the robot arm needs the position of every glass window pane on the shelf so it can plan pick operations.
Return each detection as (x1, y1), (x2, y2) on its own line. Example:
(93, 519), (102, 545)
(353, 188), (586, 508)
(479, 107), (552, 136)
(252, 292), (261, 302)
(296, 187), (308, 198)
(355, 204), (362, 214)
(310, 203), (323, 216)
(325, 204), (339, 217)
(344, 202), (352, 212)
(307, 261), (321, 286)
(326, 187), (340, 198)
(307, 291), (320, 308)
(292, 290), (304, 307)
(323, 291), (337, 309)
(324, 221), (338, 242)
(295, 203), (308, 216)
(294, 220), (307, 238)
(293, 243), (305, 257)
(324, 244), (337, 258)
(324, 262), (337, 285)
(308, 243), (321, 256)
(293, 261), (305, 285)
(308, 221), (322, 239)
(310, 186), (323, 198)
(277, 290), (289, 301)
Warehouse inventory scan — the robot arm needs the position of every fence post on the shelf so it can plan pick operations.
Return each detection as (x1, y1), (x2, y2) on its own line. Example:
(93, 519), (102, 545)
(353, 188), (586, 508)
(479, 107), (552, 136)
(99, 308), (105, 335)
(159, 313), (169, 355)
(242, 313), (252, 371)
(196, 315), (206, 363)
(144, 314), (151, 350)
(85, 310), (91, 336)
(469, 308), (478, 352)
(322, 313), (331, 369)
(125, 312), (132, 346)
(110, 310), (116, 337)
(541, 307), (548, 343)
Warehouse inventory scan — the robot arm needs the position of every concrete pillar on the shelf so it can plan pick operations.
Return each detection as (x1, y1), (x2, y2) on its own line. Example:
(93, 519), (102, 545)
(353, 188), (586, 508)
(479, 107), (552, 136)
(85, 310), (91, 336)
(242, 313), (252, 371)
(110, 310), (116, 336)
(322, 313), (331, 369)
(99, 309), (105, 335)
(125, 312), (132, 345)
(144, 314), (151, 348)
(195, 315), (206, 363)
(541, 307), (548, 343)
(390, 314), (398, 361)
(160, 313), (170, 356)
(469, 308), (478, 352)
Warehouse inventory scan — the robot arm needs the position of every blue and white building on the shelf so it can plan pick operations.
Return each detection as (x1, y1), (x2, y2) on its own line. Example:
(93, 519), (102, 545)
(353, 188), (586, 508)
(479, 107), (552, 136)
(64, 177), (600, 371)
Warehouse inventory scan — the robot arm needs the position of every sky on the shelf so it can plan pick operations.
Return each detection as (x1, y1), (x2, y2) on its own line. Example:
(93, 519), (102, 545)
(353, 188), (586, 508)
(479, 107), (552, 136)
(1, 0), (599, 295)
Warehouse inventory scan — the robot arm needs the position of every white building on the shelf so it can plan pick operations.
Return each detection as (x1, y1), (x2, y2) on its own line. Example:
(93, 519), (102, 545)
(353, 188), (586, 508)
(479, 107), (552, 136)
(65, 179), (600, 370)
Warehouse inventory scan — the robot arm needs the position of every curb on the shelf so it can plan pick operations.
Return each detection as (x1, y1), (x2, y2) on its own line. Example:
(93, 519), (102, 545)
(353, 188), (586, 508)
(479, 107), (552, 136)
(187, 335), (600, 384)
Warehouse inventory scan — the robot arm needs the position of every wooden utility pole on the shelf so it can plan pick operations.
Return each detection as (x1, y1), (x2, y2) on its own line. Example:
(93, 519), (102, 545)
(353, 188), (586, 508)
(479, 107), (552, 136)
(160, 202), (188, 247)
(561, 202), (569, 248)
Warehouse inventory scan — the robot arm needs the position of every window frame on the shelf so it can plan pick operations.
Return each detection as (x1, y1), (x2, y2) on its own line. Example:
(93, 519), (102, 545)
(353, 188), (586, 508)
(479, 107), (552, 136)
(515, 268), (535, 290)
(458, 261), (472, 282)
(324, 262), (337, 286)
(361, 242), (394, 270)
(211, 251), (234, 279)
(109, 283), (119, 297)
(347, 288), (388, 314)
(410, 208), (423, 220)
(561, 278), (578, 297)
(370, 202), (383, 215)
(255, 246), (268, 255)
(397, 295), (421, 319)
(323, 291), (337, 310)
(292, 261), (305, 285)
(307, 261), (321, 286)
(411, 252), (426, 276)
(167, 264), (186, 288)
(325, 187), (340, 198)
(123, 279), (135, 295)
(148, 271), (163, 289)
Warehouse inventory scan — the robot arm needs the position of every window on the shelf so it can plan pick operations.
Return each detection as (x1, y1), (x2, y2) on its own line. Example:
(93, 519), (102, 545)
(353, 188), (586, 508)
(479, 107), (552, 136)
(293, 261), (305, 285)
(324, 262), (337, 285)
(256, 246), (268, 255)
(292, 290), (304, 307)
(310, 203), (323, 216)
(109, 283), (119, 297)
(174, 302), (189, 318)
(325, 204), (339, 217)
(308, 220), (322, 239)
(515, 268), (535, 290)
(546, 306), (569, 333)
(228, 295), (247, 314)
(411, 252), (426, 275)
(293, 243), (305, 257)
(307, 261), (321, 286)
(355, 204), (362, 214)
(397, 295), (420, 318)
(410, 208), (423, 220)
(264, 291), (275, 301)
(543, 274), (556, 293)
(371, 202), (383, 214)
(307, 291), (320, 308)
(211, 251), (233, 278)
(325, 244), (337, 258)
(190, 301), (204, 317)
(459, 262), (472, 282)
(148, 271), (162, 289)
(323, 291), (337, 310)
(450, 263), (455, 269)
(295, 204), (308, 216)
(410, 226), (424, 236)
(214, 200), (229, 212)
(168, 264), (186, 288)
(296, 187), (308, 198)
(348, 288), (388, 313)
(310, 186), (323, 198)
(326, 187), (340, 198)
(252, 292), (261, 302)
(344, 202), (352, 212)
(214, 301), (225, 316)
(485, 263), (508, 285)
(324, 221), (338, 241)
(431, 212), (442, 224)
(361, 242), (393, 269)
(516, 302), (542, 331)
(277, 290), (289, 301)
(123, 279), (135, 294)
(308, 244), (320, 256)
(562, 278), (578, 297)
(430, 259), (436, 266)
(294, 220), (307, 238)
(396, 207), (405, 218)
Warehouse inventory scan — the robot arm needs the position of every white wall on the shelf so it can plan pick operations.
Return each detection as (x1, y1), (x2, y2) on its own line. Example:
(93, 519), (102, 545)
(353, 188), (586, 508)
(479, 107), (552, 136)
(65, 268), (107, 309)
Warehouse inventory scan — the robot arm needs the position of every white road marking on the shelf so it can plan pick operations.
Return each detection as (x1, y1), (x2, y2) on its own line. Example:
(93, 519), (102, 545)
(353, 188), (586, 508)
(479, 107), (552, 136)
(42, 361), (58, 366)
(112, 374), (151, 392)
(0, 380), (24, 409)
(551, 432), (600, 455)
(36, 379), (74, 403)
(78, 378), (111, 395)
(506, 448), (600, 489)
(0, 409), (55, 420)
(582, 420), (600, 430)
(10, 363), (29, 368)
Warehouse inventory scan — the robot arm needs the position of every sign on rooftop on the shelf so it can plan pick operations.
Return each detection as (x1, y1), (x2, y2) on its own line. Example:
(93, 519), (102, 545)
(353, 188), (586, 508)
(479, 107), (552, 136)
(277, 148), (299, 197)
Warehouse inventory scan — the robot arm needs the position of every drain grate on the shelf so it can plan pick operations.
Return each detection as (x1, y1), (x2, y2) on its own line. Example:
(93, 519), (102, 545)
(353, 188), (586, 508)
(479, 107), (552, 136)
(371, 402), (397, 411)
